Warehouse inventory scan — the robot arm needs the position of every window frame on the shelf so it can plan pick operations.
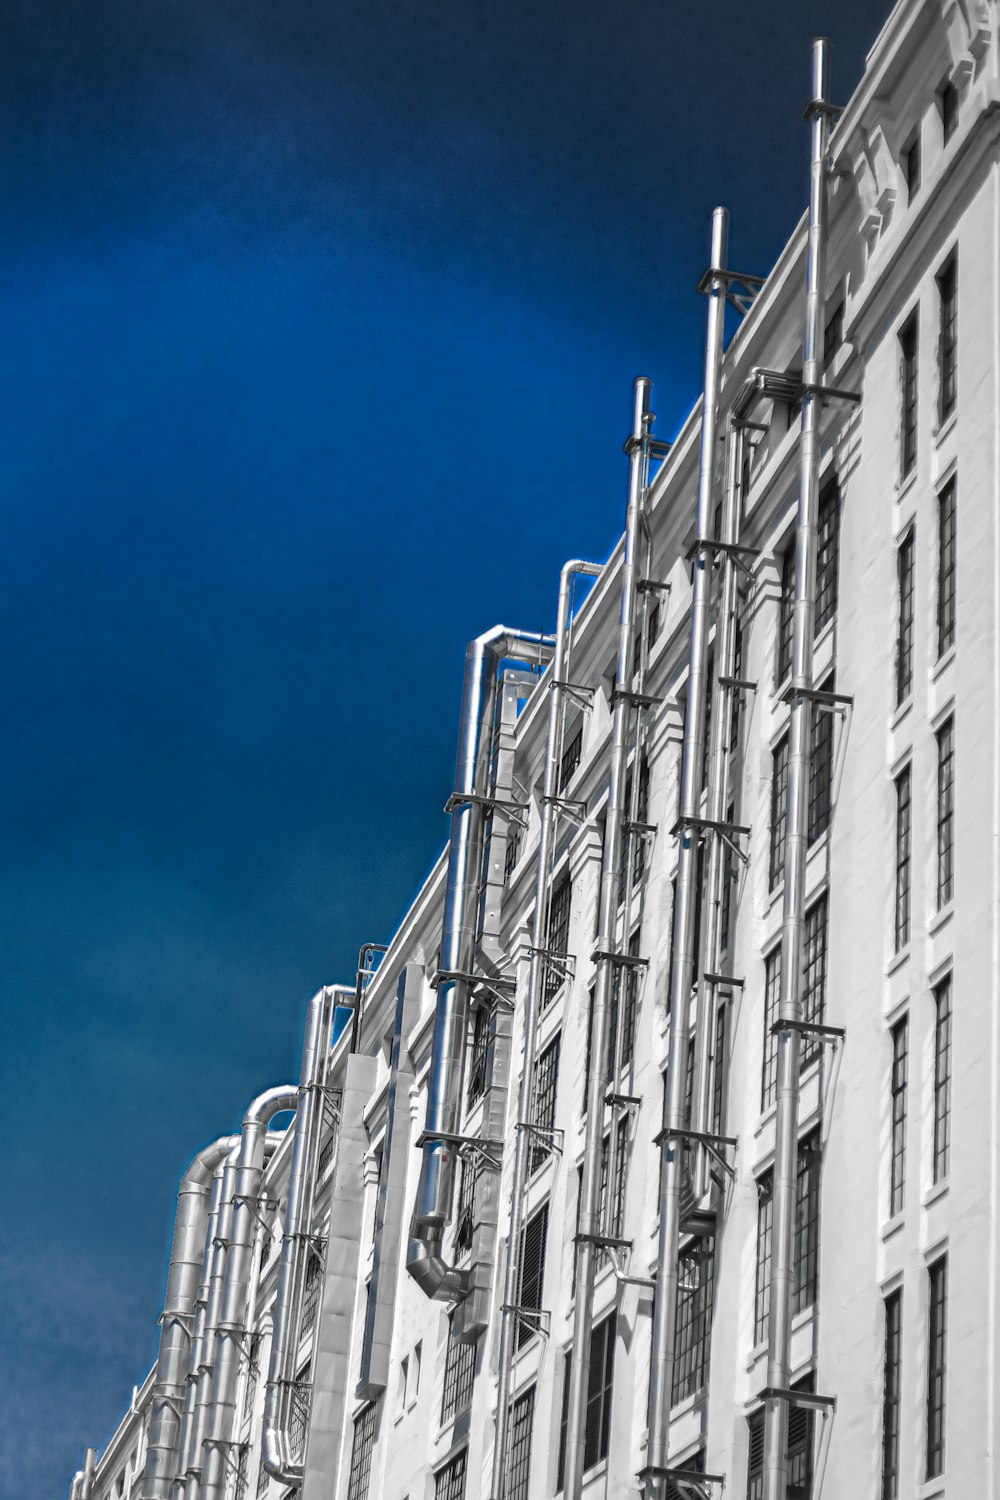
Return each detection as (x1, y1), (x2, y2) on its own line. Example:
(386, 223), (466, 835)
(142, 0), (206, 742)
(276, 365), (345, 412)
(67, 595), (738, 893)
(936, 478), (957, 659)
(936, 716), (955, 908)
(937, 253), (957, 423)
(900, 312), (919, 480)
(890, 1017), (908, 1218)
(894, 765), (912, 953)
(926, 1255), (948, 1479)
(933, 975), (952, 1185)
(895, 528), (915, 706)
(882, 1289), (902, 1500)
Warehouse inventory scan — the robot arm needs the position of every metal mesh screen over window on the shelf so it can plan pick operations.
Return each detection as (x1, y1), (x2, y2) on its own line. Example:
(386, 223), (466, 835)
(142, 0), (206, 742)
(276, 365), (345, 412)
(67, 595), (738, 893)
(557, 1312), (616, 1488)
(894, 766), (912, 952)
(672, 1242), (715, 1404)
(607, 931), (641, 1079)
(769, 737), (789, 890)
(808, 690), (834, 842)
(300, 1248), (323, 1334)
(507, 1386), (535, 1500)
(926, 1256), (948, 1479)
(256, 1449), (271, 1498)
(543, 873), (572, 1006)
(933, 976), (952, 1184)
(936, 716), (955, 907)
(234, 1445), (250, 1500)
(938, 254), (957, 421)
(515, 1203), (548, 1349)
(882, 1289), (902, 1500)
(937, 478), (957, 658)
(761, 947), (781, 1110)
(454, 1159), (476, 1257)
(711, 1003), (728, 1137)
(900, 313), (918, 478)
(346, 1401), (378, 1500)
(289, 1366), (311, 1464)
(504, 820), (521, 883)
(529, 1035), (560, 1176)
(466, 1002), (490, 1105)
(244, 1334), (261, 1422)
(441, 1315), (476, 1422)
(434, 1449), (468, 1500)
(890, 1016), (908, 1217)
(754, 1172), (773, 1345)
(801, 897), (828, 1069)
(815, 482), (840, 633)
(559, 725), (583, 791)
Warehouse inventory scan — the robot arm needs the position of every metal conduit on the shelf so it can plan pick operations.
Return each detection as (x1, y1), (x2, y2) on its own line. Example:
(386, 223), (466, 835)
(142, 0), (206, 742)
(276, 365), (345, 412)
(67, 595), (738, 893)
(261, 986), (338, 1485)
(644, 208), (730, 1499)
(140, 1137), (236, 1500)
(406, 626), (553, 1301)
(490, 560), (602, 1500)
(71, 1447), (96, 1500)
(563, 378), (652, 1499)
(201, 1088), (299, 1500)
(763, 39), (833, 1500)
(187, 1145), (244, 1497)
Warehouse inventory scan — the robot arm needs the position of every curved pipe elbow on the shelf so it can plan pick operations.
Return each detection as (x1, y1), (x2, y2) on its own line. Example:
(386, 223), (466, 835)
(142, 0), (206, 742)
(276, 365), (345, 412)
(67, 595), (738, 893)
(260, 1425), (301, 1488)
(405, 1219), (470, 1302)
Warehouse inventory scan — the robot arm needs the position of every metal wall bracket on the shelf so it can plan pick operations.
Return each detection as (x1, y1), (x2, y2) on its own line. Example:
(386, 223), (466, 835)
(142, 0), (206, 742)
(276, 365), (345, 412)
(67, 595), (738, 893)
(500, 1303), (551, 1341)
(415, 1130), (503, 1170)
(656, 1127), (738, 1182)
(771, 1018), (845, 1041)
(704, 971), (745, 991)
(515, 1121), (565, 1159)
(611, 687), (661, 710)
(592, 948), (650, 969)
(542, 793), (588, 825)
(637, 577), (672, 596)
(443, 790), (530, 827)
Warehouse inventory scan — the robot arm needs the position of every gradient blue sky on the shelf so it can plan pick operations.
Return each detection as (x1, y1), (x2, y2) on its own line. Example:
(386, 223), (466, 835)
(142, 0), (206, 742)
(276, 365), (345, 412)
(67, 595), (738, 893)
(0, 2), (891, 1493)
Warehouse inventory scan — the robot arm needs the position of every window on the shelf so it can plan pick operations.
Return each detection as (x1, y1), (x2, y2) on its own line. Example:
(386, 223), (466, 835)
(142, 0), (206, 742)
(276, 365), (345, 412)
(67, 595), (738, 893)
(234, 1445), (250, 1500)
(937, 255), (957, 422)
(793, 1132), (821, 1315)
(939, 77), (959, 143)
(711, 1003), (728, 1137)
(454, 1159), (476, 1256)
(754, 1171), (773, 1345)
(607, 930), (641, 1078)
(672, 1241), (715, 1404)
(936, 716), (955, 907)
(787, 1378), (816, 1500)
(621, 755), (650, 901)
(824, 299), (845, 368)
(318, 1132), (336, 1177)
(435, 1449), (468, 1500)
(761, 947), (781, 1111)
(543, 873), (572, 1005)
(746, 1407), (766, 1500)
(890, 1017), (908, 1217)
(882, 1289), (902, 1500)
(244, 1333), (262, 1421)
(604, 1117), (629, 1245)
(504, 822), (521, 883)
(933, 976), (952, 1183)
(515, 1203), (549, 1348)
(256, 1452), (271, 1498)
(731, 621), (744, 752)
(926, 1256), (948, 1478)
(441, 1316), (476, 1422)
(894, 766), (912, 952)
(559, 725), (583, 791)
(557, 1312), (616, 1487)
(720, 801), (736, 954)
(900, 314), (919, 479)
(937, 479), (956, 658)
(347, 1401), (378, 1500)
(903, 131), (921, 201)
(529, 1035), (560, 1175)
(802, 897), (828, 1070)
(466, 1003), (490, 1105)
(808, 689), (834, 842)
(300, 1247), (323, 1334)
(769, 737), (789, 890)
(507, 1386), (535, 1500)
(815, 482), (840, 634)
(777, 543), (795, 682)
(289, 1365), (311, 1463)
(896, 531), (915, 705)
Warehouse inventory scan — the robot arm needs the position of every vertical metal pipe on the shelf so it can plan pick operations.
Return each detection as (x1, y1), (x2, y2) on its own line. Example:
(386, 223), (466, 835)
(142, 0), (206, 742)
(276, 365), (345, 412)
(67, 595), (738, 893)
(189, 1151), (241, 1496)
(763, 40), (831, 1500)
(563, 378), (651, 1500)
(691, 417), (744, 1198)
(140, 1137), (235, 1500)
(490, 559), (602, 1500)
(201, 1088), (299, 1500)
(78, 1448), (97, 1500)
(645, 207), (729, 1499)
(177, 1155), (233, 1497)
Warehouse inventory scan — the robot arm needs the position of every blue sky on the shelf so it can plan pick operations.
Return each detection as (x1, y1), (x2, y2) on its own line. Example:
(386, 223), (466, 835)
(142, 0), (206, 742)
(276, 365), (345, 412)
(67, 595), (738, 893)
(0, 2), (891, 1493)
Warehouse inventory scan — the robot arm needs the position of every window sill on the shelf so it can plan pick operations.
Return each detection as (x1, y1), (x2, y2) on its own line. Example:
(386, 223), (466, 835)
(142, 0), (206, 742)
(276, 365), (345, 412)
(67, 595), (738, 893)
(889, 695), (912, 731)
(923, 1179), (949, 1210)
(886, 945), (910, 977)
(881, 1211), (905, 1243)
(931, 644), (956, 683)
(916, 1480), (945, 1500)
(581, 1458), (608, 1490)
(895, 466), (919, 502)
(933, 409), (958, 447)
(928, 902), (954, 938)
(668, 1389), (703, 1420)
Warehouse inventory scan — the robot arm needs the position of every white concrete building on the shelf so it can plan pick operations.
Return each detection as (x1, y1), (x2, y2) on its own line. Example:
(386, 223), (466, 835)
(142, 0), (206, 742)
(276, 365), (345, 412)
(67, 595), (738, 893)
(69, 3), (1000, 1499)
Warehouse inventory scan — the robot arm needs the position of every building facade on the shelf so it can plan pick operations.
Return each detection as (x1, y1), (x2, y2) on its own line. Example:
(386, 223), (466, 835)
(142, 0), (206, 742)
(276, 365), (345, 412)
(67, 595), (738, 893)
(69, 3), (1000, 1499)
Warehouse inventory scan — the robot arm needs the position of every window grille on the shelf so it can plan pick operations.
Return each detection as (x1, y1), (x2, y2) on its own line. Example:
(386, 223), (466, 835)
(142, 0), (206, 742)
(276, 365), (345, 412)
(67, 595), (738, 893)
(559, 725), (583, 791)
(318, 1133), (335, 1178)
(808, 689), (834, 842)
(672, 1241), (715, 1404)
(937, 479), (957, 659)
(529, 1035), (560, 1176)
(754, 1171), (773, 1345)
(543, 873), (572, 1006)
(256, 1452), (270, 1498)
(762, 947), (781, 1110)
(300, 1248), (323, 1335)
(793, 1132), (821, 1315)
(507, 1386), (535, 1500)
(441, 1315), (476, 1423)
(938, 255), (957, 421)
(890, 1017), (908, 1217)
(939, 78), (959, 142)
(926, 1255), (948, 1479)
(777, 545), (795, 682)
(603, 1117), (629, 1244)
(900, 314), (919, 478)
(346, 1401), (378, 1500)
(515, 1203), (549, 1348)
(454, 1159), (476, 1257)
(933, 976), (952, 1184)
(936, 716), (955, 907)
(711, 1003), (728, 1137)
(289, 1366), (311, 1464)
(769, 737), (789, 890)
(244, 1333), (261, 1422)
(815, 483), (840, 634)
(894, 766), (912, 951)
(896, 531), (915, 706)
(504, 821), (521, 883)
(801, 897), (828, 1070)
(882, 1289), (902, 1500)
(434, 1449), (468, 1500)
(607, 930), (640, 1079)
(466, 1003), (490, 1105)
(904, 131), (921, 201)
(234, 1444), (250, 1500)
(557, 1312), (616, 1488)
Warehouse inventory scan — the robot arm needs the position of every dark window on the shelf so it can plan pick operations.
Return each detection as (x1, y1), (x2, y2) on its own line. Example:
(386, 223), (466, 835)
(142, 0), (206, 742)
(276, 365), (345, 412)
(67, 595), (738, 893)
(559, 726), (583, 792)
(731, 620), (744, 752)
(244, 1333), (261, 1421)
(515, 1204), (549, 1348)
(300, 1247), (323, 1333)
(769, 737), (789, 890)
(896, 531), (915, 705)
(622, 754), (651, 897)
(808, 689), (834, 843)
(937, 479), (957, 658)
(903, 131), (921, 201)
(507, 1386), (535, 1500)
(900, 314), (919, 478)
(933, 976), (952, 1184)
(441, 1316), (476, 1422)
(777, 543), (795, 682)
(557, 1312), (616, 1487)
(711, 1003), (728, 1137)
(529, 1035), (560, 1176)
(702, 648), (715, 784)
(720, 801), (736, 955)
(454, 1159), (476, 1257)
(793, 1132), (821, 1315)
(926, 1256), (948, 1479)
(504, 822), (521, 883)
(256, 1452), (271, 1498)
(434, 1449), (468, 1500)
(543, 873), (572, 1005)
(607, 930), (641, 1078)
(815, 482), (840, 634)
(235, 1445), (250, 1500)
(606, 1117), (629, 1244)
(882, 1290), (902, 1500)
(802, 897), (828, 1070)
(754, 1171), (773, 1345)
(747, 1388), (813, 1500)
(938, 255), (957, 421)
(672, 1241), (715, 1404)
(466, 1003), (490, 1105)
(890, 1017), (908, 1218)
(824, 300), (845, 368)
(936, 717), (955, 907)
(289, 1365), (311, 1463)
(318, 1132), (335, 1177)
(746, 1407), (766, 1500)
(762, 946), (781, 1111)
(939, 77), (959, 143)
(894, 766), (912, 952)
(347, 1401), (378, 1500)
